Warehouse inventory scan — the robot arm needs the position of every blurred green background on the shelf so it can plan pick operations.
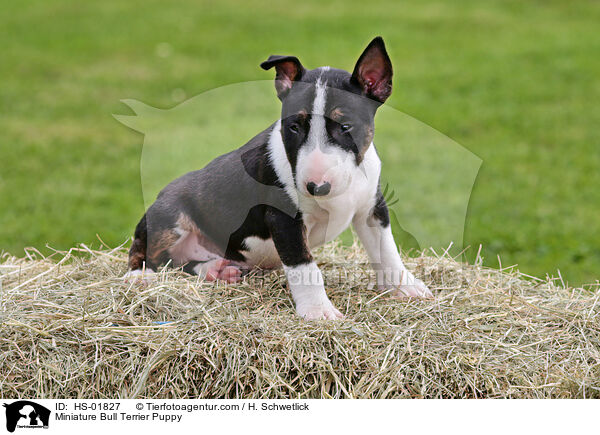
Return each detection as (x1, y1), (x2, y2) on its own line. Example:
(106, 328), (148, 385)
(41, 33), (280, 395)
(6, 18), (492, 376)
(1, 0), (599, 285)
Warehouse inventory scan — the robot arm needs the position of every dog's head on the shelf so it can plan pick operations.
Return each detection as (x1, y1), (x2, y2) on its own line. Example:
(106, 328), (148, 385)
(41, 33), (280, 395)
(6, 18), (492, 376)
(261, 37), (392, 198)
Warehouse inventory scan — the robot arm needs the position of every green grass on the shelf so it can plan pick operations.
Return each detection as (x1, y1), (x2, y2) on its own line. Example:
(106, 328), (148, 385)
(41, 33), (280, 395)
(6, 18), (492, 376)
(1, 0), (599, 285)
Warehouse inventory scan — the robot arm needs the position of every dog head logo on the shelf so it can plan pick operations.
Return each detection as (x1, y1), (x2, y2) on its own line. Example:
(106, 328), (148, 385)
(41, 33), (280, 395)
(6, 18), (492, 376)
(3, 401), (50, 432)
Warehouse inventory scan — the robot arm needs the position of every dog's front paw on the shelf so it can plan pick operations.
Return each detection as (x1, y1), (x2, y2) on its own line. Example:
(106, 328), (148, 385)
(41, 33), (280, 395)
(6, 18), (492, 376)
(391, 279), (433, 299)
(296, 302), (344, 321)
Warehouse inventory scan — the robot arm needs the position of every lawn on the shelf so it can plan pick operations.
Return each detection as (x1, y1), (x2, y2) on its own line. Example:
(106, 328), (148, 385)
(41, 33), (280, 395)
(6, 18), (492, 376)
(1, 0), (599, 285)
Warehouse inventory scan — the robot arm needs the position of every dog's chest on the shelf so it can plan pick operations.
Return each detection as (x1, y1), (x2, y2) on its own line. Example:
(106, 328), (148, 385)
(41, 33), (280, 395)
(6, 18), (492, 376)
(301, 195), (358, 248)
(239, 196), (360, 269)
(239, 194), (362, 267)
(240, 142), (381, 267)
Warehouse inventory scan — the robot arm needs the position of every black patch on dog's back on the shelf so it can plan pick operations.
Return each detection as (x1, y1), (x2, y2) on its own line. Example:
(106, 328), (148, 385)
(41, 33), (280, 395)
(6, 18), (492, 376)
(241, 140), (284, 189)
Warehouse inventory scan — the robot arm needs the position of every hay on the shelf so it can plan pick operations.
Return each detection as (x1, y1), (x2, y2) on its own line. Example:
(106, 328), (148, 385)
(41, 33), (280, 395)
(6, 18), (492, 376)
(1, 240), (599, 399)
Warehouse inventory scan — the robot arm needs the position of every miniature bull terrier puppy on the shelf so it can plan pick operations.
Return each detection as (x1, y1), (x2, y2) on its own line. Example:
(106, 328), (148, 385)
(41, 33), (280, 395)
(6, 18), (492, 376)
(126, 37), (432, 320)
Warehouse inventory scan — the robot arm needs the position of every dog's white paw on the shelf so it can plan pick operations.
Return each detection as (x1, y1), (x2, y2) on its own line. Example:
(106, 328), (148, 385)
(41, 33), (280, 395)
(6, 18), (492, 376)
(123, 269), (156, 284)
(296, 302), (344, 321)
(391, 279), (433, 299)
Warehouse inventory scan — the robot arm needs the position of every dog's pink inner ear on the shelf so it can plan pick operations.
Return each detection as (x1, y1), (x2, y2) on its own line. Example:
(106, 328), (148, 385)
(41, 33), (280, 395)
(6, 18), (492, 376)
(360, 66), (388, 98)
(275, 61), (301, 95)
(261, 55), (305, 99)
(358, 59), (391, 102)
(353, 38), (393, 103)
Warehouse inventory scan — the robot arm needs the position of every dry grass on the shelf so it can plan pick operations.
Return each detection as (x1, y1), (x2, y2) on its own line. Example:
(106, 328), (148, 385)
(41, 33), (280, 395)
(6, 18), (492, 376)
(1, 241), (599, 399)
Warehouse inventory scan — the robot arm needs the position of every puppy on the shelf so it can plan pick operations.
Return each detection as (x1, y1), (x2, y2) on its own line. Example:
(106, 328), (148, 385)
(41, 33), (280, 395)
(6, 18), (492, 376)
(126, 37), (432, 320)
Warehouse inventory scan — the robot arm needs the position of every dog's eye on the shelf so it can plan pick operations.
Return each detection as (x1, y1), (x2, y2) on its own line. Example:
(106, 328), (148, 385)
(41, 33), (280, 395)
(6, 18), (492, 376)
(289, 123), (300, 134)
(340, 123), (353, 133)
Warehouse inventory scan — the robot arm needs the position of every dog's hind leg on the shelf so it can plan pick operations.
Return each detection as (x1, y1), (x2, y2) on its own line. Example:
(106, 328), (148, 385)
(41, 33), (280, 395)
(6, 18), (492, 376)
(125, 212), (179, 282)
(184, 258), (243, 283)
(168, 214), (244, 283)
(125, 213), (158, 282)
(127, 210), (244, 284)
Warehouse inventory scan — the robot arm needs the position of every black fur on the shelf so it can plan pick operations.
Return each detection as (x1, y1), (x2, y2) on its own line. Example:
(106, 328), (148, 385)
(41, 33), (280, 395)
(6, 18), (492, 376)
(265, 208), (312, 266)
(260, 55), (305, 99)
(371, 186), (390, 227)
(278, 68), (381, 167)
(129, 124), (298, 269)
(225, 204), (273, 262)
(241, 142), (284, 188)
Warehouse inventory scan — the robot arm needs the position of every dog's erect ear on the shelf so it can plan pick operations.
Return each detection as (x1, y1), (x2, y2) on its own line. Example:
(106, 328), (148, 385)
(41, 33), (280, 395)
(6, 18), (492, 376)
(260, 55), (305, 100)
(351, 37), (393, 103)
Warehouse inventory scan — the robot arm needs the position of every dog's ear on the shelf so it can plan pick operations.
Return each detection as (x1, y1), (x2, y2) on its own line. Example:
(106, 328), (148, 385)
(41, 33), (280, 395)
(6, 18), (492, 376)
(351, 36), (393, 103)
(260, 55), (305, 100)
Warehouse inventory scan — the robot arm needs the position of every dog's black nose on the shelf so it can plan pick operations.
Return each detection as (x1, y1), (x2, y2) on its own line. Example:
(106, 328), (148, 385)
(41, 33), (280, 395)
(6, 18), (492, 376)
(306, 181), (331, 196)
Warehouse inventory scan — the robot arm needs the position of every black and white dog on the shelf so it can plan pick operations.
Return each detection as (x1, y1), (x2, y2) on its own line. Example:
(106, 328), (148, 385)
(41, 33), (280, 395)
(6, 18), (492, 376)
(126, 37), (432, 320)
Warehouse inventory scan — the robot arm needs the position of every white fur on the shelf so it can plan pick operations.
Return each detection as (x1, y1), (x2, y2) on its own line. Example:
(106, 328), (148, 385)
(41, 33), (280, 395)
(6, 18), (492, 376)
(352, 211), (432, 298)
(296, 144), (355, 198)
(267, 120), (299, 206)
(302, 144), (381, 247)
(311, 78), (327, 116)
(294, 79), (333, 195)
(284, 262), (342, 320)
(294, 78), (380, 228)
(240, 236), (281, 268)
(263, 79), (432, 310)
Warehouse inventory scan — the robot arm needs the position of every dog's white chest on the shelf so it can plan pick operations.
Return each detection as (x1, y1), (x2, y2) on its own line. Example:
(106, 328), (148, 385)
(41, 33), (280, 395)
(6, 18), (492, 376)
(302, 197), (356, 248)
(240, 236), (281, 268)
